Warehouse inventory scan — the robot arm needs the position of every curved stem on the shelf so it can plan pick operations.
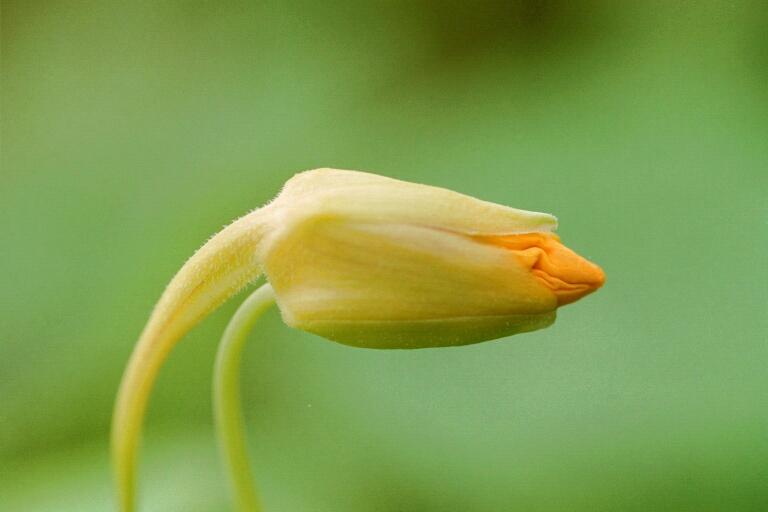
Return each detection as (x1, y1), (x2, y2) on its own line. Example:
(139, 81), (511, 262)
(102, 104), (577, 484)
(112, 210), (269, 512)
(214, 283), (275, 512)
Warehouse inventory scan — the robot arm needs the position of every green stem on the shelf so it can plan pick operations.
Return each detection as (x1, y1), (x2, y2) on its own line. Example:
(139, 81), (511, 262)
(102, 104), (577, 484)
(214, 283), (275, 512)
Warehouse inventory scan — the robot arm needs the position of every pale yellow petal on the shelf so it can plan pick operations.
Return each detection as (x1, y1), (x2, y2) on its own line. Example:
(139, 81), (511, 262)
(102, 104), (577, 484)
(271, 168), (557, 236)
(264, 216), (557, 348)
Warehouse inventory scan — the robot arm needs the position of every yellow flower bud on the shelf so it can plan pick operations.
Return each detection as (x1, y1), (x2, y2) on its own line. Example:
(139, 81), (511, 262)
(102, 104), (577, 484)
(259, 169), (602, 348)
(112, 168), (604, 511)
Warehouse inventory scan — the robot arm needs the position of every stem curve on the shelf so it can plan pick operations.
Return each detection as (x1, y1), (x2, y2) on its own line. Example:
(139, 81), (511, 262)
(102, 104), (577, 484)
(112, 209), (269, 512)
(214, 283), (275, 512)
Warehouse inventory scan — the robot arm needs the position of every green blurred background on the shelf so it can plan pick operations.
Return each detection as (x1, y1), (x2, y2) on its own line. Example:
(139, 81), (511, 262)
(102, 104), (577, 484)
(2, 1), (767, 511)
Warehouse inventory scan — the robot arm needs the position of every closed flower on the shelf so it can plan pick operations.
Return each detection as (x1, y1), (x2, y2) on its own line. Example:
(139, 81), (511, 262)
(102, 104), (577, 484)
(261, 169), (604, 347)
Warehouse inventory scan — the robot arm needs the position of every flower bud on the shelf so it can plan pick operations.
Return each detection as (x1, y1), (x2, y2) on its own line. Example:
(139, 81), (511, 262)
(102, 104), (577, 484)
(258, 169), (604, 347)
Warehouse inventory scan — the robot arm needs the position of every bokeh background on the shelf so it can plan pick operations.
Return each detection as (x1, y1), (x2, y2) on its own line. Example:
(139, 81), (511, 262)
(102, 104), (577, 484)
(2, 1), (767, 511)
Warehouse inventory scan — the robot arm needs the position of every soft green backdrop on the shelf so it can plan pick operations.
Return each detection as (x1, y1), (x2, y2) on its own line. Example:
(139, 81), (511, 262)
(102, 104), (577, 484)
(2, 1), (767, 511)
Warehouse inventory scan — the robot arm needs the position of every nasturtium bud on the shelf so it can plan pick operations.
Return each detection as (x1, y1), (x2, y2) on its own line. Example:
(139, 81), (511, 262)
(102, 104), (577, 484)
(260, 169), (603, 347)
(112, 168), (604, 511)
